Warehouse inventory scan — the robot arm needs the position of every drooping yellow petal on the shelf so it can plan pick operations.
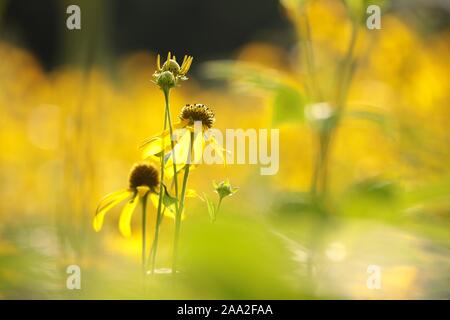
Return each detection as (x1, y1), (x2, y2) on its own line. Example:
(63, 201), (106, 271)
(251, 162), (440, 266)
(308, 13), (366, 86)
(165, 129), (191, 178)
(208, 135), (228, 165)
(140, 130), (171, 159)
(93, 190), (131, 232)
(140, 122), (187, 159)
(118, 193), (140, 237)
(186, 189), (200, 198)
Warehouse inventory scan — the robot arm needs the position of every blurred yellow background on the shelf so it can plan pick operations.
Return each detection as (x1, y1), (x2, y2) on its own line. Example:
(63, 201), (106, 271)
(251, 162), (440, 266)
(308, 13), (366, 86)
(0, 0), (449, 299)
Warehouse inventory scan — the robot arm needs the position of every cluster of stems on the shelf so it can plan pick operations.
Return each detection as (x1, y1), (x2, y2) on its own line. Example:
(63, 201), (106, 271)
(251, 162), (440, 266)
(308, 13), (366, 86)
(298, 5), (360, 279)
(141, 87), (192, 275)
(300, 11), (360, 200)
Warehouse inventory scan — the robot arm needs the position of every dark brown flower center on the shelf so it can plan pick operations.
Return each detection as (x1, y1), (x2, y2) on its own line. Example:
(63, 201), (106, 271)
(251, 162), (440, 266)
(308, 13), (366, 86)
(179, 104), (215, 129)
(129, 163), (159, 190)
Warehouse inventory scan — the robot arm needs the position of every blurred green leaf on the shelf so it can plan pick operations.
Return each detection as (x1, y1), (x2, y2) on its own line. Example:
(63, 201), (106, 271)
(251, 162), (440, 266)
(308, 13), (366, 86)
(272, 86), (306, 125)
(202, 61), (281, 90)
(280, 0), (308, 11)
(402, 182), (450, 209)
(163, 185), (178, 208)
(344, 108), (394, 136)
(203, 193), (216, 222)
(338, 178), (401, 221)
(342, 0), (389, 23)
(180, 214), (307, 299)
(203, 61), (306, 125)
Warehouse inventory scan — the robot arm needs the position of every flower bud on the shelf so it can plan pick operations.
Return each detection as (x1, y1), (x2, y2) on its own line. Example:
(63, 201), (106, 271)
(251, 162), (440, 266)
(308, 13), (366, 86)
(213, 180), (238, 200)
(162, 59), (181, 75)
(156, 71), (176, 90)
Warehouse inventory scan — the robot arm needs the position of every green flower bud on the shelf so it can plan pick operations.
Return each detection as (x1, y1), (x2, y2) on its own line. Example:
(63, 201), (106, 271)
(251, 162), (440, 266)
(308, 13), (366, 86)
(162, 59), (181, 75)
(153, 52), (193, 91)
(156, 71), (176, 90)
(213, 180), (238, 200)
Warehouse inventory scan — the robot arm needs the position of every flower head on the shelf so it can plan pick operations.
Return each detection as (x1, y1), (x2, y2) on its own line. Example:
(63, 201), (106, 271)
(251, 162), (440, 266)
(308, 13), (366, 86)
(93, 163), (176, 237)
(140, 103), (226, 177)
(179, 103), (216, 129)
(128, 163), (159, 191)
(153, 52), (193, 91)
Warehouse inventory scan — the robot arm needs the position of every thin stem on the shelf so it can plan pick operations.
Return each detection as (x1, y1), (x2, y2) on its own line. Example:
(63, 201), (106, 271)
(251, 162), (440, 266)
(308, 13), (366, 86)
(150, 198), (163, 273)
(141, 194), (148, 276)
(309, 21), (359, 198)
(319, 131), (332, 196)
(310, 133), (323, 196)
(149, 90), (170, 273)
(335, 21), (359, 113)
(320, 21), (359, 195)
(215, 197), (223, 218)
(299, 5), (324, 196)
(299, 8), (322, 102)
(172, 131), (193, 274)
(163, 90), (180, 208)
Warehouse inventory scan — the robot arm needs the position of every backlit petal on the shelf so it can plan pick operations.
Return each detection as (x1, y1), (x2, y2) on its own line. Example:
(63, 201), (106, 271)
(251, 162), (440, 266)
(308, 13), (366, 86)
(118, 193), (140, 237)
(93, 190), (131, 232)
(150, 193), (177, 220)
(140, 130), (171, 159)
(165, 129), (191, 178)
(192, 131), (204, 164)
(209, 135), (228, 165)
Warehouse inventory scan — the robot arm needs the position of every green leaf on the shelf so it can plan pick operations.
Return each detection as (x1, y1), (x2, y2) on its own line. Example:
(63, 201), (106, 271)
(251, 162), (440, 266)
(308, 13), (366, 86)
(203, 193), (216, 222)
(203, 61), (306, 125)
(338, 178), (401, 221)
(344, 109), (394, 136)
(342, 0), (389, 23)
(272, 86), (306, 125)
(162, 185), (178, 208)
(280, 0), (308, 11)
(202, 61), (282, 91)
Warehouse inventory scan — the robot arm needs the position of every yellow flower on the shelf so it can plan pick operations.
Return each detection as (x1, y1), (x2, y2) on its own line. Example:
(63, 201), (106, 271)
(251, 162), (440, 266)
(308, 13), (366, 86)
(139, 104), (225, 177)
(153, 52), (193, 90)
(93, 163), (176, 237)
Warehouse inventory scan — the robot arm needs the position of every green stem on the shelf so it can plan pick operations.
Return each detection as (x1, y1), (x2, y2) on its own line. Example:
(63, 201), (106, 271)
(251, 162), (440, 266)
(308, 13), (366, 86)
(215, 197), (223, 219)
(163, 90), (180, 206)
(309, 21), (359, 198)
(141, 194), (148, 276)
(320, 22), (359, 196)
(172, 131), (193, 274)
(310, 133), (323, 196)
(335, 21), (359, 114)
(305, 7), (360, 285)
(149, 89), (170, 273)
(319, 131), (333, 196)
(299, 8), (322, 102)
